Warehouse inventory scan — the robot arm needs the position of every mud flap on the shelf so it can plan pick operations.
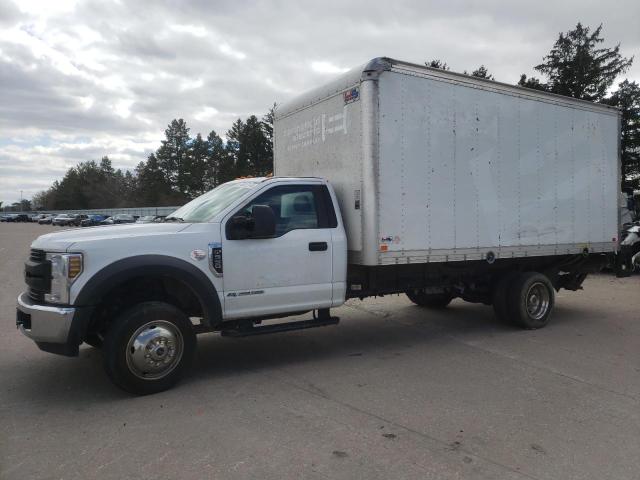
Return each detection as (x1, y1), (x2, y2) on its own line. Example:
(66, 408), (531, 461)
(615, 247), (634, 278)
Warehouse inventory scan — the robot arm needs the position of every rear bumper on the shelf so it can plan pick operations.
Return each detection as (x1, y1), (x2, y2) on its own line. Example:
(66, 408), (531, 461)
(16, 292), (91, 356)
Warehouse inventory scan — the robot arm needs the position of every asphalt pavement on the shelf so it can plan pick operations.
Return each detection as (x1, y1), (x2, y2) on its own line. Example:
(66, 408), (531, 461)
(1, 222), (639, 479)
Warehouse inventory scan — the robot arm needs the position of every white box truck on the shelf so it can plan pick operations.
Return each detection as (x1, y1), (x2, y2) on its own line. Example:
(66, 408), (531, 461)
(16, 58), (623, 394)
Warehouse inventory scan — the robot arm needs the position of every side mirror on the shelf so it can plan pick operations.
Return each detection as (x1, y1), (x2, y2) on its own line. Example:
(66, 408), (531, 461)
(251, 205), (276, 238)
(226, 205), (276, 240)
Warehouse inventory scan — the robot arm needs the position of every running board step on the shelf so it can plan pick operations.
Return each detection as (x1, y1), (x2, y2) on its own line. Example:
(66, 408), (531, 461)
(221, 316), (340, 337)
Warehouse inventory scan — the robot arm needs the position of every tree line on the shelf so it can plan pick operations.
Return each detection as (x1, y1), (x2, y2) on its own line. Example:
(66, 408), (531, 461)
(25, 22), (640, 211)
(32, 108), (274, 210)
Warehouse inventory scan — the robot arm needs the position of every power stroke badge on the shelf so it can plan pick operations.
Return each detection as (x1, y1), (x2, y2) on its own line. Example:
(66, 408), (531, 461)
(208, 242), (223, 276)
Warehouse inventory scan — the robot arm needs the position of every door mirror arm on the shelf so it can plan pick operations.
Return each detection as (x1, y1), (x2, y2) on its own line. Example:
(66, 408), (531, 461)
(226, 215), (252, 240)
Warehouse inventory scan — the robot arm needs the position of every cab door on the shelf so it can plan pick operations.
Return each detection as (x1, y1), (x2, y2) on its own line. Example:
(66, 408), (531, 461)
(221, 183), (336, 319)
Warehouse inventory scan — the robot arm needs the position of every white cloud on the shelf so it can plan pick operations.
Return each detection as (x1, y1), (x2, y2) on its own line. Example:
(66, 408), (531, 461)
(113, 99), (133, 119)
(219, 43), (246, 60)
(170, 24), (208, 38)
(0, 131), (161, 200)
(180, 78), (204, 91)
(311, 61), (349, 74)
(194, 107), (219, 121)
(10, 0), (78, 16)
(0, 26), (85, 77)
(77, 95), (94, 109)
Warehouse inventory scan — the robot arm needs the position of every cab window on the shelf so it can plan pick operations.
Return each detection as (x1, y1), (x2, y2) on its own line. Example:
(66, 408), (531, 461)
(238, 185), (320, 237)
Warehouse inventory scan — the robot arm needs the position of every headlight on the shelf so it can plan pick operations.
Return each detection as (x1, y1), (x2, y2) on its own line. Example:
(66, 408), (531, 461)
(45, 253), (83, 304)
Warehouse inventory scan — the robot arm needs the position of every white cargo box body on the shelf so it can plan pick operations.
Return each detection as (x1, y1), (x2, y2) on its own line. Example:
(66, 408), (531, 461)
(274, 58), (621, 266)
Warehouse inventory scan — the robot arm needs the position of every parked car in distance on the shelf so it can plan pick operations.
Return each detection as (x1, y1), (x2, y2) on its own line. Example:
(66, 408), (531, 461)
(52, 214), (87, 227)
(0, 214), (8, 222)
(52, 214), (73, 226)
(71, 214), (88, 226)
(81, 215), (107, 227)
(105, 214), (136, 225)
(5, 214), (30, 222)
(38, 214), (54, 225)
(32, 214), (49, 222)
(136, 215), (165, 223)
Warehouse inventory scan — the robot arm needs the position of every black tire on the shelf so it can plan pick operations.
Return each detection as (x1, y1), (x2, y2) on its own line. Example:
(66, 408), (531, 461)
(84, 333), (103, 349)
(492, 271), (520, 323)
(507, 272), (555, 329)
(103, 302), (196, 395)
(406, 290), (453, 309)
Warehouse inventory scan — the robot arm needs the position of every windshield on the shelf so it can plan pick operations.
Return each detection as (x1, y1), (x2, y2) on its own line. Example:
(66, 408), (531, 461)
(168, 181), (256, 223)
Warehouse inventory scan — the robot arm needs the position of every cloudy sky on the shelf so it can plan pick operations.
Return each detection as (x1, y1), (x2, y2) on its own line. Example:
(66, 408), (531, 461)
(1, 0), (639, 204)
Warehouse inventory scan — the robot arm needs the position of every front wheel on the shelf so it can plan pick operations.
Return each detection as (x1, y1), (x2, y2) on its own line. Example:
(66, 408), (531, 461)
(84, 333), (103, 349)
(103, 302), (196, 395)
(406, 290), (453, 309)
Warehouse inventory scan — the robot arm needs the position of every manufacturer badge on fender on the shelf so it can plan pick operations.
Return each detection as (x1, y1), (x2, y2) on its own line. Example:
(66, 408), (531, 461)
(190, 249), (206, 261)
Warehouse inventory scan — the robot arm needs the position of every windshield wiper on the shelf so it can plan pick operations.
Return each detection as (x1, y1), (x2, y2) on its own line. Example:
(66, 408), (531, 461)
(164, 216), (185, 222)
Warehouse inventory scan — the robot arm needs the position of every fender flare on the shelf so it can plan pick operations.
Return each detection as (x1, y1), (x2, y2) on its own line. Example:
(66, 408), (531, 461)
(74, 255), (223, 328)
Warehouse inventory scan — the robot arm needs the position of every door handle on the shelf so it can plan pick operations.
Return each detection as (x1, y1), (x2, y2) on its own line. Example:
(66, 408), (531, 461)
(309, 242), (328, 251)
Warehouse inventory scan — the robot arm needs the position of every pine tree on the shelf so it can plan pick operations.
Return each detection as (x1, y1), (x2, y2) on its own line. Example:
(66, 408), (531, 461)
(517, 74), (548, 91)
(244, 115), (272, 177)
(156, 119), (192, 195)
(470, 65), (494, 80)
(261, 104), (276, 176)
(183, 133), (209, 197)
(205, 130), (227, 189)
(122, 170), (136, 205)
(426, 59), (449, 70)
(533, 23), (633, 102)
(135, 154), (175, 206)
(605, 80), (640, 188)
(53, 168), (85, 209)
(226, 119), (246, 177)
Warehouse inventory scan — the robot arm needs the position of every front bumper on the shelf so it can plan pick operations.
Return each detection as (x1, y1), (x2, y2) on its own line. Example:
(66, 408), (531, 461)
(16, 292), (91, 356)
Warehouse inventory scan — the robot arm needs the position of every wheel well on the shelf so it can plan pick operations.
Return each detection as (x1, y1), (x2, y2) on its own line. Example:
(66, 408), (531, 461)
(86, 275), (206, 338)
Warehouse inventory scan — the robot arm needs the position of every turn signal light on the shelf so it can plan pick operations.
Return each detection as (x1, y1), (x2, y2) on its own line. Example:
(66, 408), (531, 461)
(67, 255), (83, 278)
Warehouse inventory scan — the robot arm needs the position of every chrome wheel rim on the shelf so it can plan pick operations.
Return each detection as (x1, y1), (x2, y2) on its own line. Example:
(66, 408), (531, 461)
(126, 320), (183, 380)
(525, 283), (550, 320)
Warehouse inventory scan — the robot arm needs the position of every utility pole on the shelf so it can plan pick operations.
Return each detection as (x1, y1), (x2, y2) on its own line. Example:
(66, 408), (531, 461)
(20, 190), (23, 212)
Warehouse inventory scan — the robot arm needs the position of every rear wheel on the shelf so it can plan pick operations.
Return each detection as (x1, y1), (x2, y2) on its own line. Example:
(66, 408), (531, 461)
(406, 290), (453, 309)
(507, 272), (555, 329)
(103, 302), (196, 395)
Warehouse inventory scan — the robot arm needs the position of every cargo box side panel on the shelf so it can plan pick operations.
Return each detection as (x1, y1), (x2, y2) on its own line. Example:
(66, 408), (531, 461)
(274, 86), (364, 252)
(376, 70), (619, 263)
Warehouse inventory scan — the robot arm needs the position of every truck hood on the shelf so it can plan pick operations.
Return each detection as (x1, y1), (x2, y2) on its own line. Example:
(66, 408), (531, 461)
(31, 223), (191, 252)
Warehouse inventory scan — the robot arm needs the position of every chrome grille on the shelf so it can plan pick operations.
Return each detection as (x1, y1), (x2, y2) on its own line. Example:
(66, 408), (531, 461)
(26, 249), (50, 302)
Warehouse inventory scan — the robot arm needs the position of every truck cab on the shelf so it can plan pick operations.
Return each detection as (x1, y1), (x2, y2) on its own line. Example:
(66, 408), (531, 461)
(17, 177), (347, 394)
